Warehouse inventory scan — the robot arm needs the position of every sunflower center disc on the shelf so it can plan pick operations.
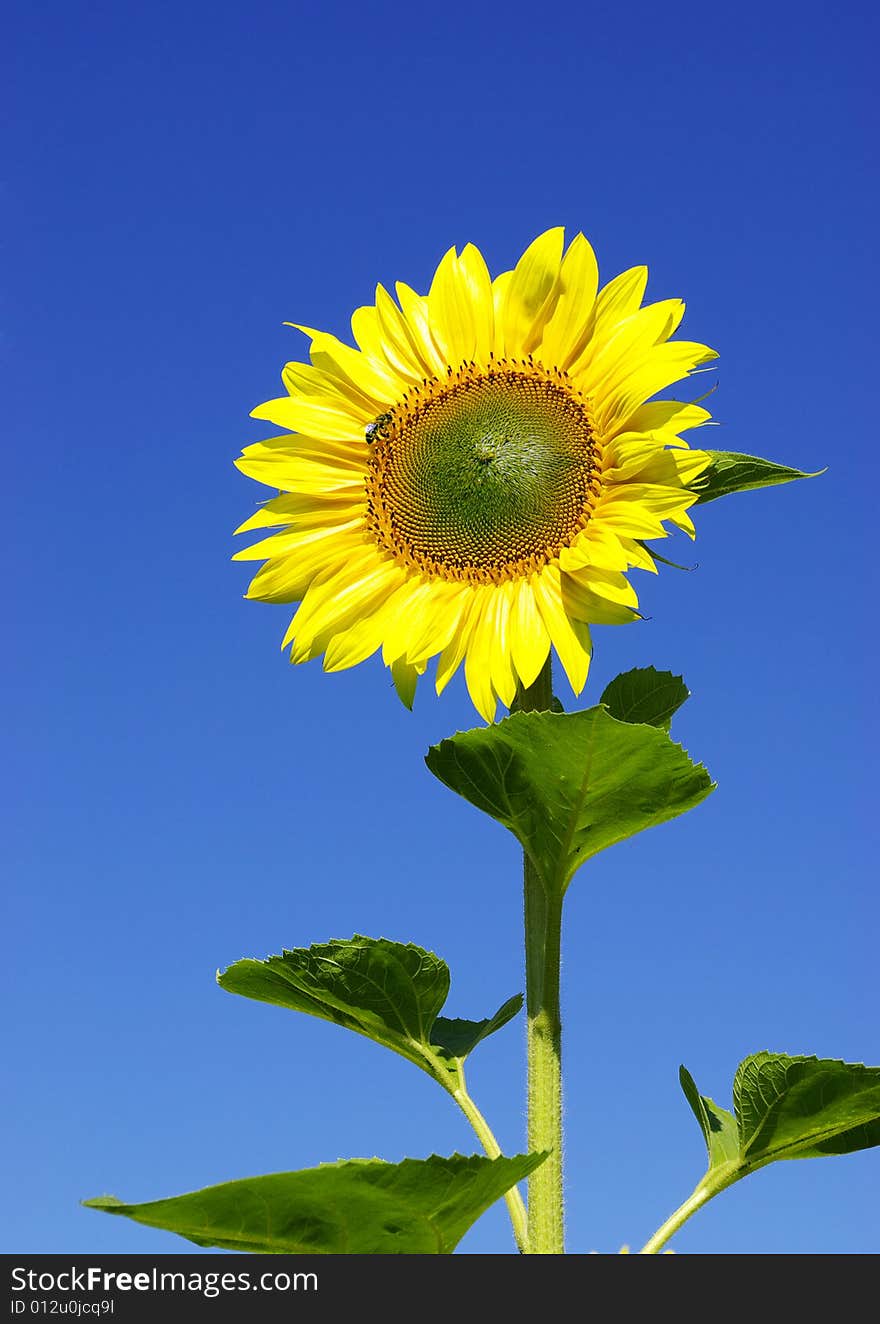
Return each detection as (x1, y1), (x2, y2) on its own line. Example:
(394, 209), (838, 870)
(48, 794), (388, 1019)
(365, 362), (600, 582)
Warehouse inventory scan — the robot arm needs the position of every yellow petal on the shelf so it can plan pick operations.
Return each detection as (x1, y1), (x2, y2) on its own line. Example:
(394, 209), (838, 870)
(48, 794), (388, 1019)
(558, 527), (631, 573)
(565, 563), (639, 608)
(240, 429), (364, 469)
(509, 578), (551, 690)
(617, 537), (658, 573)
(603, 439), (711, 488)
(322, 609), (388, 671)
(436, 594), (481, 696)
(350, 303), (421, 387)
(395, 281), (449, 377)
(666, 448), (713, 486)
(503, 227), (565, 357)
(349, 303), (381, 353)
(374, 283), (435, 379)
(616, 482), (700, 518)
(380, 577), (441, 665)
(488, 582), (517, 708)
(624, 400), (713, 438)
(594, 265), (649, 329)
(539, 235), (600, 370)
(303, 330), (402, 409)
(579, 300), (685, 405)
(464, 588), (499, 723)
(538, 232), (600, 369)
(561, 573), (639, 625)
(461, 583), (517, 712)
(457, 244), (495, 365)
(237, 502), (363, 536)
(602, 436), (673, 483)
(490, 270), (513, 357)
(280, 358), (380, 424)
(289, 549), (404, 652)
(428, 246), (477, 366)
(244, 558), (312, 606)
(405, 582), (473, 666)
(568, 265), (649, 376)
(243, 529), (362, 604)
(532, 567), (592, 695)
(597, 342), (719, 434)
(593, 484), (698, 539)
(591, 506), (666, 539)
(279, 357), (359, 403)
(235, 452), (363, 495)
(233, 518), (363, 563)
(668, 508), (697, 538)
(250, 395), (369, 442)
(234, 491), (362, 534)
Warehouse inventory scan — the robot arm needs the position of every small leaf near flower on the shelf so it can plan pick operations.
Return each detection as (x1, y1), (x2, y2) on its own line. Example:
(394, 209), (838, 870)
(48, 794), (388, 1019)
(600, 666), (689, 730)
(693, 450), (823, 504)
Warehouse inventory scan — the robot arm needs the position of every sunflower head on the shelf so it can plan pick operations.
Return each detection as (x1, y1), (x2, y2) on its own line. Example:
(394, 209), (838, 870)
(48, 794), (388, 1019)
(234, 228), (717, 721)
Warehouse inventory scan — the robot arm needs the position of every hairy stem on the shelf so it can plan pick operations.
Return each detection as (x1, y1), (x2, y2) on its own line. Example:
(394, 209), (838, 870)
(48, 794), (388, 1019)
(517, 657), (565, 1254)
(453, 1082), (529, 1253)
(638, 1182), (714, 1254)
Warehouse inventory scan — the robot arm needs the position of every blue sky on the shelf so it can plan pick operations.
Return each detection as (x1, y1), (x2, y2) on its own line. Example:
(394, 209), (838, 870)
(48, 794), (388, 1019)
(5, 0), (877, 1254)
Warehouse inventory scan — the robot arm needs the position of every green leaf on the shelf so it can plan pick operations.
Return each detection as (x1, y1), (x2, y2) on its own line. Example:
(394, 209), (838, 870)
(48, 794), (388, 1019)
(681, 1053), (880, 1189)
(84, 1153), (545, 1254)
(693, 450), (823, 504)
(426, 707), (714, 895)
(635, 540), (696, 571)
(679, 1066), (739, 1171)
(734, 1053), (880, 1162)
(218, 935), (520, 1090)
(431, 994), (523, 1060)
(650, 1053), (880, 1252)
(600, 667), (689, 730)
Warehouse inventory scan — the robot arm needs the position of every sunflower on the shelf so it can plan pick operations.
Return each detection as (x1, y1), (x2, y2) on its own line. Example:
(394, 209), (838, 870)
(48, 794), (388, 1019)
(235, 228), (716, 721)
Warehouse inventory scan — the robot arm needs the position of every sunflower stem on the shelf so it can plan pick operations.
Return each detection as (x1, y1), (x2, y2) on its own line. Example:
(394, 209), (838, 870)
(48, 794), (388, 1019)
(452, 1083), (530, 1253)
(516, 658), (565, 1254)
(638, 1181), (715, 1253)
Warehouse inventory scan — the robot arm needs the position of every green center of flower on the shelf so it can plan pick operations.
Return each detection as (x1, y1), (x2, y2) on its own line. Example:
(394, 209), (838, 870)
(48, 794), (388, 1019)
(364, 360), (602, 582)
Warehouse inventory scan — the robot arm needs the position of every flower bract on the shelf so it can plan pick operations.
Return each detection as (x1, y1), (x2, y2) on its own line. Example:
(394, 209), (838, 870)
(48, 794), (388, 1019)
(235, 228), (716, 720)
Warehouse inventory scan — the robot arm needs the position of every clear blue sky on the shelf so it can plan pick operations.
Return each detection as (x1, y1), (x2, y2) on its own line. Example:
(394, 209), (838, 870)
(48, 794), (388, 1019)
(5, 0), (877, 1254)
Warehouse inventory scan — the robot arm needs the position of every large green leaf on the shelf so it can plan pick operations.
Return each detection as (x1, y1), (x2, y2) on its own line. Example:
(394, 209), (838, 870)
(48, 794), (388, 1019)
(84, 1153), (545, 1254)
(734, 1053), (880, 1162)
(600, 667), (689, 731)
(426, 707), (714, 895)
(218, 935), (521, 1091)
(693, 450), (823, 504)
(681, 1053), (880, 1187)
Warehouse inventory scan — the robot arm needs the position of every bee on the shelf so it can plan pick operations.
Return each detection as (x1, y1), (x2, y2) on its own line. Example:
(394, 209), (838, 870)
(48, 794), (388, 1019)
(365, 412), (393, 445)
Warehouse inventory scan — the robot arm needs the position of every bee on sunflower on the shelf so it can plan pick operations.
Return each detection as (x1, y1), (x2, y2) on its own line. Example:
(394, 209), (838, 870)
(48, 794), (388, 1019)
(234, 227), (716, 721)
